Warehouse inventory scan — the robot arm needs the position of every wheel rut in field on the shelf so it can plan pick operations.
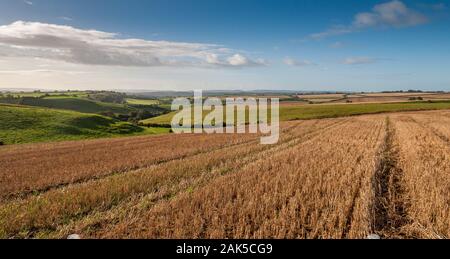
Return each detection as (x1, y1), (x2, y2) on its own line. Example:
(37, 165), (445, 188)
(372, 117), (410, 239)
(342, 155), (364, 238)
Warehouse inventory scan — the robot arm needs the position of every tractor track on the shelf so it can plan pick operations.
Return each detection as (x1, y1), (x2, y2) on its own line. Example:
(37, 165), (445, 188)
(372, 117), (410, 238)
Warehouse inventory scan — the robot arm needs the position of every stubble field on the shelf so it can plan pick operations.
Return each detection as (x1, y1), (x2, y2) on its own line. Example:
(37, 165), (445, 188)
(0, 110), (449, 239)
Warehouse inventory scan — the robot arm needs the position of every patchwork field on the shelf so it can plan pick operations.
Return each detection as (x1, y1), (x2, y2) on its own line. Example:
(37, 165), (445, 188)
(125, 98), (160, 105)
(1, 109), (449, 239)
(141, 100), (450, 126)
(297, 92), (450, 104)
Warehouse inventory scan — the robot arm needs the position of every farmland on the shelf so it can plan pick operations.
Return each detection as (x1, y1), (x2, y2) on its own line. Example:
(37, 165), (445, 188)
(125, 98), (160, 105)
(297, 92), (450, 104)
(141, 100), (450, 126)
(2, 96), (132, 114)
(0, 104), (169, 144)
(1, 109), (450, 239)
(0, 91), (170, 121)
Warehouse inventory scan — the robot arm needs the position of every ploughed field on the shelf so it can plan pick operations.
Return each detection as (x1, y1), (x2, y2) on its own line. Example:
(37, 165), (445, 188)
(0, 110), (449, 239)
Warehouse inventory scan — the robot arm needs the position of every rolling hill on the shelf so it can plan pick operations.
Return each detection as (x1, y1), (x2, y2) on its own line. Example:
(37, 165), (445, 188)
(0, 104), (169, 145)
(0, 96), (132, 114)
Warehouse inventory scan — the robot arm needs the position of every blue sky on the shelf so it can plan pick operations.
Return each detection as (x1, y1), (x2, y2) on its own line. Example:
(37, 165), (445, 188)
(0, 0), (449, 91)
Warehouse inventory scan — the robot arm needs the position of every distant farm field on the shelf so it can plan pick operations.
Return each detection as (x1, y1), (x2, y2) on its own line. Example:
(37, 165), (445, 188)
(1, 110), (449, 239)
(296, 92), (450, 104)
(279, 101), (450, 120)
(2, 91), (89, 98)
(125, 98), (159, 105)
(141, 100), (450, 126)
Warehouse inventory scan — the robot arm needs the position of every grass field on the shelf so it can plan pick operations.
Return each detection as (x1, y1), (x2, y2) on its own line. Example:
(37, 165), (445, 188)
(279, 101), (450, 120)
(1, 110), (449, 239)
(0, 104), (168, 144)
(0, 96), (133, 114)
(126, 98), (159, 105)
(141, 100), (450, 125)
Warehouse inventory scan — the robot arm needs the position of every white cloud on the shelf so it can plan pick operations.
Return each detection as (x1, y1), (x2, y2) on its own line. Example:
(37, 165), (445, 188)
(24, 1), (33, 5)
(226, 54), (267, 67)
(283, 57), (316, 67)
(309, 1), (427, 39)
(227, 54), (248, 66)
(0, 21), (266, 68)
(205, 53), (221, 65)
(342, 57), (377, 65)
(204, 53), (266, 67)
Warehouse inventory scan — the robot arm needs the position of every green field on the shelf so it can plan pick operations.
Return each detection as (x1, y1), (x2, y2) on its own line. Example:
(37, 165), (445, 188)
(279, 101), (450, 120)
(141, 101), (450, 125)
(126, 98), (159, 105)
(0, 104), (169, 145)
(141, 111), (177, 125)
(140, 107), (256, 126)
(0, 96), (132, 114)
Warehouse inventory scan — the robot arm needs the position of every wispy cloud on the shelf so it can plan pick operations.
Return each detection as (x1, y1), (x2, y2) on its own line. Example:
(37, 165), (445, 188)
(330, 41), (344, 48)
(418, 3), (447, 11)
(283, 57), (316, 67)
(342, 57), (377, 65)
(206, 53), (267, 67)
(0, 69), (89, 75)
(0, 21), (266, 68)
(431, 3), (447, 11)
(309, 1), (427, 40)
(58, 17), (74, 21)
(309, 26), (354, 40)
(23, 1), (33, 5)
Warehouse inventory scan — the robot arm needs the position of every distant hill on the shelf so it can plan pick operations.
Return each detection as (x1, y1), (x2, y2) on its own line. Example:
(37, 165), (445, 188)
(0, 104), (168, 145)
(126, 90), (303, 98)
(0, 96), (132, 114)
(0, 93), (170, 123)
